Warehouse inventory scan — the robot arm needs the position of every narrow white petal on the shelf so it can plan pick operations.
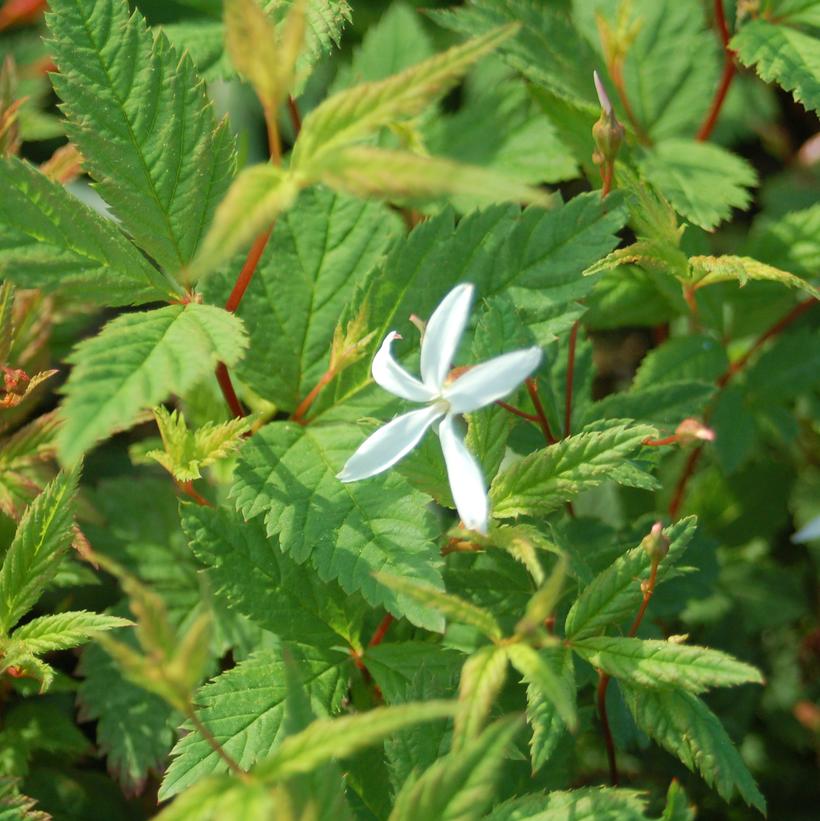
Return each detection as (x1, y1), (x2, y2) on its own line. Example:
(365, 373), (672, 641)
(438, 414), (489, 535)
(372, 332), (436, 402)
(793, 514), (820, 544)
(337, 405), (444, 482)
(420, 283), (474, 390)
(445, 347), (542, 413)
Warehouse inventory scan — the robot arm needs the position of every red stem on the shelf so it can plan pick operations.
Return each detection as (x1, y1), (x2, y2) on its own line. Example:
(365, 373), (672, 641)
(696, 0), (736, 142)
(628, 559), (659, 637)
(291, 367), (336, 424)
(215, 362), (246, 419)
(0, 0), (46, 30)
(496, 400), (540, 424)
(178, 481), (214, 507)
(287, 96), (302, 135)
(225, 229), (273, 313)
(643, 434), (679, 447)
(564, 321), (580, 438)
(601, 163), (613, 199)
(368, 614), (394, 647)
(525, 378), (558, 444)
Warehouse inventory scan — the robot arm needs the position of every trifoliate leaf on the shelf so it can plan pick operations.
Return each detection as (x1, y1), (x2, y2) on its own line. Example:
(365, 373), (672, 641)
(732, 17), (820, 114)
(182, 504), (366, 648)
(638, 140), (757, 231)
(47, 0), (236, 274)
(230, 421), (444, 631)
(570, 636), (763, 692)
(0, 465), (79, 634)
(203, 188), (402, 410)
(389, 716), (522, 821)
(622, 684), (766, 814)
(490, 421), (658, 519)
(564, 518), (697, 641)
(57, 304), (248, 464)
(0, 157), (178, 305)
(160, 643), (349, 798)
(147, 407), (250, 482)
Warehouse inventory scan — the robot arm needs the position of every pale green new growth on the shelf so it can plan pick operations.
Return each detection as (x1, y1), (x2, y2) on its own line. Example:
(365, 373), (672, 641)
(10, 611), (131, 655)
(690, 254), (820, 298)
(453, 644), (509, 750)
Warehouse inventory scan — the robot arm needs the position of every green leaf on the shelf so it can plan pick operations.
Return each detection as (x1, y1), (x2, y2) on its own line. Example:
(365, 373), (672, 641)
(146, 407), (251, 482)
(317, 194), (624, 421)
(515, 554), (567, 636)
(746, 203), (820, 278)
(9, 611), (130, 654)
(160, 644), (349, 799)
(490, 421), (658, 519)
(638, 140), (757, 230)
(77, 638), (179, 796)
(189, 164), (301, 280)
(0, 157), (178, 305)
(564, 518), (697, 641)
(182, 504), (366, 648)
(486, 787), (651, 821)
(253, 700), (456, 781)
(662, 780), (695, 821)
(622, 684), (766, 814)
(389, 716), (522, 821)
(583, 382), (715, 429)
(309, 147), (553, 209)
(292, 24), (517, 168)
(47, 0), (236, 273)
(154, 776), (278, 821)
(230, 421), (444, 631)
(203, 188), (402, 410)
(690, 254), (820, 299)
(507, 643), (576, 733)
(633, 335), (728, 388)
(375, 572), (503, 640)
(570, 637), (763, 692)
(452, 644), (509, 750)
(732, 17), (820, 113)
(57, 304), (248, 464)
(524, 647), (575, 773)
(0, 466), (79, 634)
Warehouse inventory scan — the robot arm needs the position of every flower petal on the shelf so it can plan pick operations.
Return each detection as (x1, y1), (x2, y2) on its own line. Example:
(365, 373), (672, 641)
(420, 283), (474, 390)
(372, 332), (436, 402)
(438, 414), (489, 535)
(444, 346), (542, 413)
(337, 404), (444, 482)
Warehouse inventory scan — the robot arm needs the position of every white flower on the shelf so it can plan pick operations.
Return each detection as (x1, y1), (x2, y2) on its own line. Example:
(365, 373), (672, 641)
(337, 283), (542, 535)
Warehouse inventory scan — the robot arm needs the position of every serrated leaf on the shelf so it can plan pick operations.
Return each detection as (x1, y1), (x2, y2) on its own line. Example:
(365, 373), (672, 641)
(690, 254), (820, 298)
(253, 700), (456, 781)
(452, 644), (509, 750)
(0, 465), (79, 634)
(570, 637), (763, 692)
(293, 24), (518, 168)
(78, 638), (179, 796)
(486, 787), (650, 821)
(490, 421), (658, 519)
(0, 157), (178, 305)
(182, 504), (366, 647)
(638, 140), (757, 231)
(147, 407), (250, 482)
(47, 0), (236, 273)
(160, 644), (349, 799)
(389, 716), (522, 821)
(310, 147), (553, 208)
(203, 188), (402, 410)
(622, 684), (766, 814)
(9, 611), (130, 654)
(564, 518), (697, 641)
(524, 647), (575, 773)
(189, 164), (300, 280)
(230, 421), (444, 631)
(732, 17), (820, 113)
(375, 572), (502, 640)
(507, 642), (576, 735)
(57, 303), (248, 465)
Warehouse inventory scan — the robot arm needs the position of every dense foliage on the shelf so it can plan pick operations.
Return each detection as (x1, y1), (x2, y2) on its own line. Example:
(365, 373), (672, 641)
(0, 0), (818, 818)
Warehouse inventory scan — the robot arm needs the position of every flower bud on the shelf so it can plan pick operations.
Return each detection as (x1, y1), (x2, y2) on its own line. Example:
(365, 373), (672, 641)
(641, 521), (670, 561)
(592, 71), (625, 166)
(675, 418), (716, 444)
